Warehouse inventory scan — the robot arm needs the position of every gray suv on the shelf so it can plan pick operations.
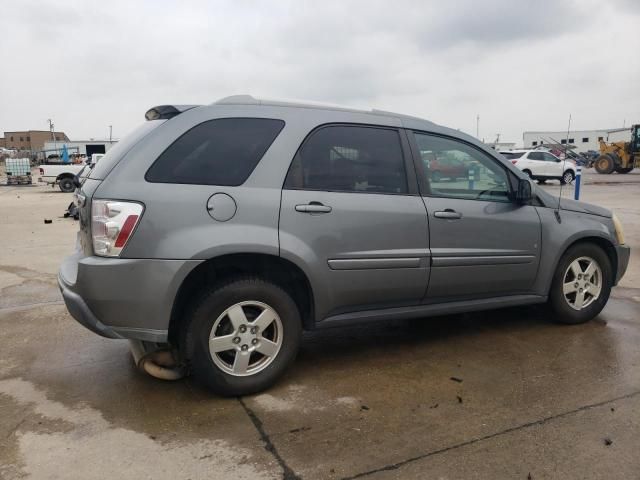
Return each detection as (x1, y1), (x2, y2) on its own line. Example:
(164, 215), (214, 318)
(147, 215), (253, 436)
(59, 95), (630, 395)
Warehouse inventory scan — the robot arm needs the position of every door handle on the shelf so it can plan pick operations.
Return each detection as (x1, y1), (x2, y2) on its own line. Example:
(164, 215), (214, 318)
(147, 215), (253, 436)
(295, 202), (332, 213)
(434, 209), (462, 219)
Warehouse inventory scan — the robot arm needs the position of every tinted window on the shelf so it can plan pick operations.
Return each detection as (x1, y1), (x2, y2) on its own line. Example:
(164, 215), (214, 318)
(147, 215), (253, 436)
(527, 152), (544, 160)
(414, 133), (511, 202)
(146, 118), (284, 186)
(285, 125), (407, 194)
(542, 152), (559, 162)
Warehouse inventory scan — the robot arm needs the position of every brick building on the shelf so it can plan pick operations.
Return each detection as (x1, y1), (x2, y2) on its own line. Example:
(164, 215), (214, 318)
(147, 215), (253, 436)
(1, 130), (70, 152)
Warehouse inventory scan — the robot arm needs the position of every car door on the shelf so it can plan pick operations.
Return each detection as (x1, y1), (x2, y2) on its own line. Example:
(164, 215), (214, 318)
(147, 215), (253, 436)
(279, 124), (430, 321)
(525, 151), (548, 176)
(542, 151), (563, 177)
(409, 131), (542, 302)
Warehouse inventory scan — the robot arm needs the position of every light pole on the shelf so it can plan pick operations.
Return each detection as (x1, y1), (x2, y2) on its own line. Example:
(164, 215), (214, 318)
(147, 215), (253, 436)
(109, 125), (113, 143)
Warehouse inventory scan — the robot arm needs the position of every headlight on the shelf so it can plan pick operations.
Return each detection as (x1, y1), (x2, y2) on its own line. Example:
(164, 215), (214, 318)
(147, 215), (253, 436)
(612, 213), (625, 245)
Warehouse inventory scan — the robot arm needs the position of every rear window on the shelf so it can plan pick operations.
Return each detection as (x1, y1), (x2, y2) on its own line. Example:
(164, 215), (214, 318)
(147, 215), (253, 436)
(501, 151), (524, 159)
(90, 120), (164, 180)
(145, 118), (285, 186)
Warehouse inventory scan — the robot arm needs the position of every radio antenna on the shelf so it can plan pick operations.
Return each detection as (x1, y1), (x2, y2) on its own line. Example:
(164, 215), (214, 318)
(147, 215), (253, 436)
(555, 114), (571, 222)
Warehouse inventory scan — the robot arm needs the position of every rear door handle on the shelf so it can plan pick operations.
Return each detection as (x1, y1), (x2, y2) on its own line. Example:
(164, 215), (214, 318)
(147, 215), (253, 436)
(434, 209), (462, 219)
(295, 202), (332, 214)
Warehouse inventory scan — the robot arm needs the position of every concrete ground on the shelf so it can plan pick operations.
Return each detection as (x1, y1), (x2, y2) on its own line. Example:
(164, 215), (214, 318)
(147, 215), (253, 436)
(0, 170), (639, 480)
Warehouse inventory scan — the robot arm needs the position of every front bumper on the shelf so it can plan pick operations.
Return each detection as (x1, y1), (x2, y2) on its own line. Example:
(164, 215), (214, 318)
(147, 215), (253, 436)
(58, 250), (201, 342)
(614, 244), (630, 285)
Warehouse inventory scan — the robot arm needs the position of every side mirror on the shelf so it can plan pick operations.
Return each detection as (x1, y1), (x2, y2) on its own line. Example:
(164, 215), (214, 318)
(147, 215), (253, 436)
(515, 178), (532, 204)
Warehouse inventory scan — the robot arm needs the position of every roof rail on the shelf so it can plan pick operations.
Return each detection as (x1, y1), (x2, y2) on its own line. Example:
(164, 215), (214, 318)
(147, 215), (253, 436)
(213, 95), (373, 114)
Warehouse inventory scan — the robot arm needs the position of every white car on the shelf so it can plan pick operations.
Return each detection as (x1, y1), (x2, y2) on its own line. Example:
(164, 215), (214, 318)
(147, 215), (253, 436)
(501, 150), (576, 184)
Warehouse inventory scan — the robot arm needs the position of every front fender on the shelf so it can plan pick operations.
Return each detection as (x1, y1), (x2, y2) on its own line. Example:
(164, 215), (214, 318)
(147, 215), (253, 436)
(533, 207), (617, 295)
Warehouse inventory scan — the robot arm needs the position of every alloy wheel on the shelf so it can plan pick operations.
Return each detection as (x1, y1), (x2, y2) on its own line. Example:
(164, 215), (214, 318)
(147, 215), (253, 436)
(562, 256), (602, 310)
(208, 301), (283, 376)
(563, 171), (574, 184)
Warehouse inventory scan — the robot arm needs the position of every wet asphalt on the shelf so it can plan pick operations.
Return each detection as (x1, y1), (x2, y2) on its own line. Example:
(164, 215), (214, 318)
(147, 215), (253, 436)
(1, 171), (639, 479)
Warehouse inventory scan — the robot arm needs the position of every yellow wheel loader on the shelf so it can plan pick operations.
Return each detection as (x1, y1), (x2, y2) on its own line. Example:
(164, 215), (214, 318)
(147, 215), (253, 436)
(594, 124), (640, 174)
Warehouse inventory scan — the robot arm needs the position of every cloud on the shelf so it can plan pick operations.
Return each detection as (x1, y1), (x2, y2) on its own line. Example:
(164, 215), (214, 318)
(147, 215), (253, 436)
(0, 0), (638, 143)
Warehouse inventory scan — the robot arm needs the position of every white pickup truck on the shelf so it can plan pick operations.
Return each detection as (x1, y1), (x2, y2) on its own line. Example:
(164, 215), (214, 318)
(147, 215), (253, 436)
(39, 154), (104, 192)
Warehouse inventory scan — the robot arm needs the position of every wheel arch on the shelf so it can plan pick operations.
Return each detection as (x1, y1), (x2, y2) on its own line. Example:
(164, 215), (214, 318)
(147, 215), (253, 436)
(168, 253), (315, 346)
(56, 172), (75, 181)
(546, 235), (618, 295)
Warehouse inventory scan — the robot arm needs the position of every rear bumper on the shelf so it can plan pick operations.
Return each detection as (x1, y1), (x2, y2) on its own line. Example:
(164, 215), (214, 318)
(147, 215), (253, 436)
(58, 250), (201, 342)
(614, 244), (630, 285)
(58, 275), (124, 339)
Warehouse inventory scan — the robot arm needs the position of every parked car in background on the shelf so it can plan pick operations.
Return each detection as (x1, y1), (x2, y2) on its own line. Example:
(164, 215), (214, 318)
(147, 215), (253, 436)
(39, 154), (104, 192)
(59, 96), (629, 396)
(501, 149), (576, 184)
(427, 156), (469, 181)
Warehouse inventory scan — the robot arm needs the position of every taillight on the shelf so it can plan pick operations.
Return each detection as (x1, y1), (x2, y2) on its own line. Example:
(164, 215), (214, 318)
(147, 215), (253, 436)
(511, 160), (518, 165)
(91, 200), (143, 257)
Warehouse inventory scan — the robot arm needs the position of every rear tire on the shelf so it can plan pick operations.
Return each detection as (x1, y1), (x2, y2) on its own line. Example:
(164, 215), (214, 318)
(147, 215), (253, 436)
(183, 277), (302, 396)
(522, 169), (533, 179)
(548, 243), (612, 325)
(58, 177), (75, 193)
(594, 154), (615, 174)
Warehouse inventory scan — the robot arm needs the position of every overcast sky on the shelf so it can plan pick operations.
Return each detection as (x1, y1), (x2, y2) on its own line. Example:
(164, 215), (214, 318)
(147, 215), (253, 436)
(1, 0), (638, 144)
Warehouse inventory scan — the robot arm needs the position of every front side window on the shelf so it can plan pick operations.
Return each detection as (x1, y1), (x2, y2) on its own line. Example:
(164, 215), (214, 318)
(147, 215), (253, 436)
(414, 132), (510, 202)
(527, 152), (544, 161)
(285, 125), (407, 194)
(146, 118), (284, 186)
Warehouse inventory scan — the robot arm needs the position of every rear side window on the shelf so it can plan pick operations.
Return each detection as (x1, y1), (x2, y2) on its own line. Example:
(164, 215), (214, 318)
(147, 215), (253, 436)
(284, 125), (408, 194)
(146, 118), (284, 186)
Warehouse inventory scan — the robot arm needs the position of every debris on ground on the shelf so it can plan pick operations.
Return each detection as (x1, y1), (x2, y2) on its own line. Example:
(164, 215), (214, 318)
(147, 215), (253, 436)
(450, 376), (463, 383)
(604, 437), (613, 446)
(43, 219), (52, 224)
(360, 405), (370, 411)
(457, 395), (463, 404)
(527, 473), (533, 480)
(63, 201), (79, 220)
(289, 426), (311, 434)
(430, 403), (439, 409)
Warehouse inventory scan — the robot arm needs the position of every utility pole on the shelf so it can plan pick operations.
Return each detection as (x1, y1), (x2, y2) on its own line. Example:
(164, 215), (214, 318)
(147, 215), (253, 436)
(476, 114), (480, 139)
(48, 119), (57, 156)
(109, 125), (113, 143)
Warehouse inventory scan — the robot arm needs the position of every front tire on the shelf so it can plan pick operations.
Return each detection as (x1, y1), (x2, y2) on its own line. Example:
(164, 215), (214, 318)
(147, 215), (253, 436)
(183, 277), (302, 396)
(560, 170), (575, 185)
(548, 243), (612, 324)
